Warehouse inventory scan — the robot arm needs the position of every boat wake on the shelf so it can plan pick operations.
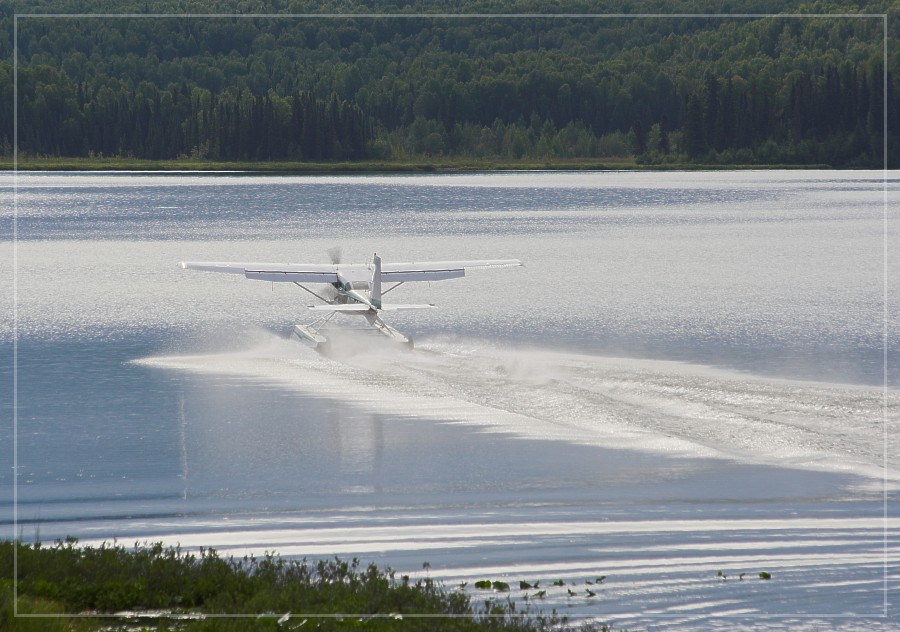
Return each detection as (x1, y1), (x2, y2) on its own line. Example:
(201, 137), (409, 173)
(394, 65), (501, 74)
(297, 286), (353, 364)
(137, 332), (897, 489)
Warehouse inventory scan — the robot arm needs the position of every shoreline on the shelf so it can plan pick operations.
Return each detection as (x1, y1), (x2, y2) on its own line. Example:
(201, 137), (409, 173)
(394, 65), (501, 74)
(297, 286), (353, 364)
(1, 156), (838, 173)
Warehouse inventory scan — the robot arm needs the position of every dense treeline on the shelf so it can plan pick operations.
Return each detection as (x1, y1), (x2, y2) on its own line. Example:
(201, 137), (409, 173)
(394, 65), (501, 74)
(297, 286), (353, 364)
(2, 0), (897, 167)
(677, 58), (887, 165)
(2, 538), (593, 630)
(15, 65), (369, 160)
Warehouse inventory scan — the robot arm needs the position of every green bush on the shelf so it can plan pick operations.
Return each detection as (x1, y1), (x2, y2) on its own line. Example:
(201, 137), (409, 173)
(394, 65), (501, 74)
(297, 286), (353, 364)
(2, 540), (595, 631)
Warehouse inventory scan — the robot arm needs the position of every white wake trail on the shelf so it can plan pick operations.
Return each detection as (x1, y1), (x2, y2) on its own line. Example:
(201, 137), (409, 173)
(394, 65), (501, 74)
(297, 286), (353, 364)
(137, 333), (898, 488)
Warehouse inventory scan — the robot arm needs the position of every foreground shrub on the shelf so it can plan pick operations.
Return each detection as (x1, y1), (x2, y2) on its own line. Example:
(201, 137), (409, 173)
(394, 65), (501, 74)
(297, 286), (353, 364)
(1, 539), (600, 631)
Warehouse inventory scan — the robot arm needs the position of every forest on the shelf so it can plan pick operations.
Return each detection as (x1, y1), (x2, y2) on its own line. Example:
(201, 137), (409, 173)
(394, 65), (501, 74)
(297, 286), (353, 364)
(1, 0), (898, 167)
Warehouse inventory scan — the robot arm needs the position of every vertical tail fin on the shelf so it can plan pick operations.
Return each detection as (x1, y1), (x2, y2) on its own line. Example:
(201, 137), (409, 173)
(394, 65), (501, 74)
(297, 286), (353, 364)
(371, 252), (382, 309)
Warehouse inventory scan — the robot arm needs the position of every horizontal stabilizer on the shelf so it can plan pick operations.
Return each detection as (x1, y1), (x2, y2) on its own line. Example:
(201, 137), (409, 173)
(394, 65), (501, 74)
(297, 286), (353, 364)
(308, 304), (372, 312)
(307, 303), (436, 312)
(378, 304), (436, 311)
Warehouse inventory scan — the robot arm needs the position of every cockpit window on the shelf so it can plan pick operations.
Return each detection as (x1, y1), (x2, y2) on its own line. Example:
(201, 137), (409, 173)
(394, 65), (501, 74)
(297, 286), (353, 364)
(350, 281), (371, 291)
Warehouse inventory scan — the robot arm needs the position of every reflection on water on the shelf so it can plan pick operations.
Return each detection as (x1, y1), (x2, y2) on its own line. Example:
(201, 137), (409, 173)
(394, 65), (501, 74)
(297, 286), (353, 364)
(1, 171), (896, 625)
(6, 331), (887, 533)
(3, 171), (894, 388)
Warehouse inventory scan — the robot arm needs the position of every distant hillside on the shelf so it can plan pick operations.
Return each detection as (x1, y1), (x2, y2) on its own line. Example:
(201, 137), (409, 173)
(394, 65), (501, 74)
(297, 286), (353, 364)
(2, 0), (897, 167)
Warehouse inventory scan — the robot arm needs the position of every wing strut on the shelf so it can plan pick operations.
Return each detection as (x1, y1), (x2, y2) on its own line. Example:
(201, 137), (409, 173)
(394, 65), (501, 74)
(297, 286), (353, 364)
(292, 282), (332, 304)
(381, 281), (405, 296)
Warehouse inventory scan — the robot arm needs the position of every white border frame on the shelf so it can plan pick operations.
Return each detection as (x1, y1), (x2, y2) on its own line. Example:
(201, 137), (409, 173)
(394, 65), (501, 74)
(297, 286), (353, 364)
(11, 10), (891, 623)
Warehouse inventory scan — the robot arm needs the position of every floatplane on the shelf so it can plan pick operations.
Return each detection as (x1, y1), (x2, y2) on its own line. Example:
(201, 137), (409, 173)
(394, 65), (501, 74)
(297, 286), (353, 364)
(180, 252), (521, 352)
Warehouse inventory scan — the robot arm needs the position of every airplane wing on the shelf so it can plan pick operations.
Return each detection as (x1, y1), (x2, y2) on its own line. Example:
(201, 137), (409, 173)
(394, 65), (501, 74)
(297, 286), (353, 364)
(180, 261), (362, 283)
(379, 259), (522, 282)
(181, 259), (521, 283)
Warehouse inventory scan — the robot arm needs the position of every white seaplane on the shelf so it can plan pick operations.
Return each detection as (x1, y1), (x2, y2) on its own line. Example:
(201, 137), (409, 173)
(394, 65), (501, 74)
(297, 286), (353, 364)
(180, 252), (521, 352)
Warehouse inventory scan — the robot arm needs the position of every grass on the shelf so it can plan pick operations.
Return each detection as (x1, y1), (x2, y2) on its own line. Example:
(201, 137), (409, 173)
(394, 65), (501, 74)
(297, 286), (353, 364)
(0, 156), (831, 174)
(2, 539), (616, 631)
(0, 154), (830, 173)
(1, 154), (641, 172)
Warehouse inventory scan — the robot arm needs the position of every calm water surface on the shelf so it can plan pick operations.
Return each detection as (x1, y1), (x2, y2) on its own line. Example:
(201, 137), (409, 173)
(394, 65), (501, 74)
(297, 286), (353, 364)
(1, 171), (897, 626)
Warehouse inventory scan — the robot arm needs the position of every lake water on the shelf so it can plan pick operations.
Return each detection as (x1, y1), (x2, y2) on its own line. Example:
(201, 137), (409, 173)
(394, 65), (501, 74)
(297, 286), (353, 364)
(2, 171), (898, 628)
